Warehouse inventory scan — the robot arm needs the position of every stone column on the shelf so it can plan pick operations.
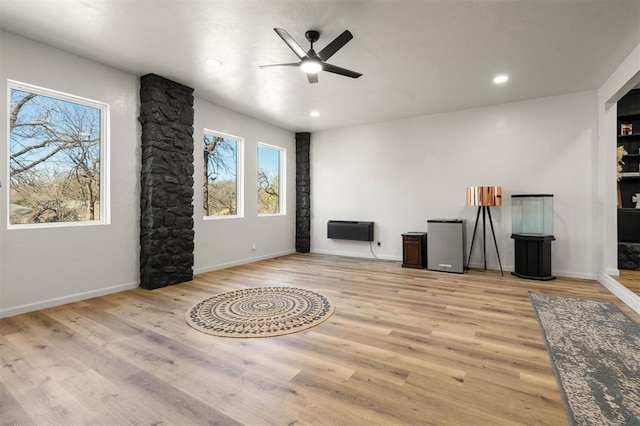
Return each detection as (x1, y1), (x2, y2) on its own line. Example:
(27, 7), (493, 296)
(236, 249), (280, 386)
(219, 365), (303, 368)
(618, 242), (640, 270)
(296, 132), (311, 253)
(139, 74), (195, 289)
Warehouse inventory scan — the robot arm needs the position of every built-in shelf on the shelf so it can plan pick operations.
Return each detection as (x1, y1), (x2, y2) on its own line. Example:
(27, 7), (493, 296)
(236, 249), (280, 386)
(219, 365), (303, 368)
(618, 89), (640, 272)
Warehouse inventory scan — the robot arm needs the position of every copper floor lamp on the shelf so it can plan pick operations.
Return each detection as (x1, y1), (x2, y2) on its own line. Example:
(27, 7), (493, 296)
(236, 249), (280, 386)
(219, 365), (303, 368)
(466, 186), (503, 276)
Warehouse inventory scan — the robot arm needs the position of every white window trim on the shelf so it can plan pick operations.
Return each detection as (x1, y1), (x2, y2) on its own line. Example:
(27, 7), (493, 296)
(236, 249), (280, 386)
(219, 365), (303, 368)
(203, 129), (244, 220)
(6, 79), (110, 229)
(257, 142), (286, 217)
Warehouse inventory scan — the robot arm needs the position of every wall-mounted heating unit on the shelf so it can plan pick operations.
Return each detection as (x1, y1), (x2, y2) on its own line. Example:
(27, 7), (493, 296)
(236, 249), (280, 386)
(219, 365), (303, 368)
(327, 221), (374, 241)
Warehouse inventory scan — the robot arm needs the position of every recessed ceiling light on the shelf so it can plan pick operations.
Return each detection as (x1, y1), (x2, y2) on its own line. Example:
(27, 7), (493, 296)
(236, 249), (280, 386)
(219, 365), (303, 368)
(310, 111), (320, 117)
(205, 58), (222, 67)
(493, 74), (509, 84)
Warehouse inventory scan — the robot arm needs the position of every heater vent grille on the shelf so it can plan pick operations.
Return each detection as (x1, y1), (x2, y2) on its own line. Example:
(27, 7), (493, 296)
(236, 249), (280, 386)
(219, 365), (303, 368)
(327, 221), (374, 241)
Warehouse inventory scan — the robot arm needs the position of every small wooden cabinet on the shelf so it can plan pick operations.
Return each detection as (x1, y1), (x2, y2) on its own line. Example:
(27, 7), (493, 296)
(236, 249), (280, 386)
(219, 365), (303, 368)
(402, 232), (427, 269)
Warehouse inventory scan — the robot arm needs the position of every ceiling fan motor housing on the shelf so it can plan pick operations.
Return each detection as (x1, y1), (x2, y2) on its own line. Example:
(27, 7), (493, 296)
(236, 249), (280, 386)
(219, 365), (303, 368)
(305, 30), (320, 43)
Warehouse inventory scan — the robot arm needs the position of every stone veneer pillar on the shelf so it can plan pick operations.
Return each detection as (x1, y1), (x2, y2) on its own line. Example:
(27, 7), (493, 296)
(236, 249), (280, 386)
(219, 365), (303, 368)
(296, 132), (311, 253)
(139, 74), (195, 289)
(618, 242), (640, 270)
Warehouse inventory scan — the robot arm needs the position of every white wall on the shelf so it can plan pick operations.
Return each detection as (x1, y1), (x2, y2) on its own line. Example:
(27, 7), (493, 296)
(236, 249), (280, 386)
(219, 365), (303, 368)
(193, 99), (296, 273)
(311, 91), (599, 279)
(0, 31), (140, 317)
(2, 28), (634, 317)
(0, 31), (297, 317)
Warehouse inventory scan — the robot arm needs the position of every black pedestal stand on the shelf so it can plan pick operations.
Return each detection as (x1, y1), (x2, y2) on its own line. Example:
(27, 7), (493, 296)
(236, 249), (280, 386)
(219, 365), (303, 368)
(511, 234), (556, 280)
(466, 206), (503, 276)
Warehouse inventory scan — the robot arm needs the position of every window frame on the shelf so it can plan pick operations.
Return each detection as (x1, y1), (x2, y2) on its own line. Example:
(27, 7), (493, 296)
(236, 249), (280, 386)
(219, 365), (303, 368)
(6, 79), (110, 229)
(202, 129), (244, 220)
(257, 142), (286, 216)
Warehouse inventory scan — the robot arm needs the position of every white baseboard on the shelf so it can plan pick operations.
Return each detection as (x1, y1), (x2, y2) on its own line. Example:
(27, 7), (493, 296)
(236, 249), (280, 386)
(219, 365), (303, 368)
(312, 252), (599, 281)
(194, 249), (296, 275)
(467, 261), (511, 272)
(2, 252), (615, 318)
(598, 273), (640, 316)
(606, 268), (621, 276)
(2, 250), (298, 319)
(551, 270), (598, 280)
(1, 250), (297, 319)
(311, 248), (401, 262)
(0, 281), (140, 319)
(466, 262), (597, 280)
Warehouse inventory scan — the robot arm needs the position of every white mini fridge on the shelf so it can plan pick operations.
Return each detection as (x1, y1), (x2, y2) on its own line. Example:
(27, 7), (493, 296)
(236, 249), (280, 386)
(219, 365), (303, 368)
(427, 219), (466, 274)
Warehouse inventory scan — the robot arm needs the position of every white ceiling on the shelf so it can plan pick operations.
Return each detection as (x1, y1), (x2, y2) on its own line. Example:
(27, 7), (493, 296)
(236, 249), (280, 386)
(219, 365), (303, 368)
(1, 0), (639, 132)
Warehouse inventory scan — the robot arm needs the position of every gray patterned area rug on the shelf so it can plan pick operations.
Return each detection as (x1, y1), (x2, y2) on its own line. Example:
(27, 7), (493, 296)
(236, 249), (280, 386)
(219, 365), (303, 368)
(529, 292), (640, 425)
(185, 287), (334, 338)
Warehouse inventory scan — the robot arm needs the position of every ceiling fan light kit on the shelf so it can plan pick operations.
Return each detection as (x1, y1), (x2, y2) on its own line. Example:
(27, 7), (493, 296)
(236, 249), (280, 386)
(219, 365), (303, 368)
(260, 28), (362, 84)
(301, 59), (322, 74)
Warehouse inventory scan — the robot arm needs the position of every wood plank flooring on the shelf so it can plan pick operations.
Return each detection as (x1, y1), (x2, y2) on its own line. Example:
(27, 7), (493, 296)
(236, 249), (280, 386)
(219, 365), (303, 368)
(616, 269), (640, 296)
(2, 253), (638, 425)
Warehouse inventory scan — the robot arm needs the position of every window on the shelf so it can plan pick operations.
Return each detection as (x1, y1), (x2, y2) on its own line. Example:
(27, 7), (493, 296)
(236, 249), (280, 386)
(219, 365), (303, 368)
(257, 143), (285, 215)
(203, 130), (243, 218)
(8, 81), (109, 227)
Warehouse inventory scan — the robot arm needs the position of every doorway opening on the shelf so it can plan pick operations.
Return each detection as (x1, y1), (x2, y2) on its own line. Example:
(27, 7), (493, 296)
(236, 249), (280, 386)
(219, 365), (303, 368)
(616, 86), (640, 296)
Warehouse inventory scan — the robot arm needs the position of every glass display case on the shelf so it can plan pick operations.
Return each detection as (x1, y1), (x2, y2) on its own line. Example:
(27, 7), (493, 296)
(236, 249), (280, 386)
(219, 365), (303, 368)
(511, 194), (556, 281)
(511, 194), (553, 236)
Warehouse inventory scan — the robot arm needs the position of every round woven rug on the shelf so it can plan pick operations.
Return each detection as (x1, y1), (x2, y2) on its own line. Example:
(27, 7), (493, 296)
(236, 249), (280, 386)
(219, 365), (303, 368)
(185, 287), (334, 338)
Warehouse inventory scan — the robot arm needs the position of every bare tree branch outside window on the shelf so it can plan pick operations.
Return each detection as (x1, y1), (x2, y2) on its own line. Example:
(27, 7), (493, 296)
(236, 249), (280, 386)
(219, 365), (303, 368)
(9, 86), (104, 225)
(257, 145), (281, 214)
(203, 132), (238, 216)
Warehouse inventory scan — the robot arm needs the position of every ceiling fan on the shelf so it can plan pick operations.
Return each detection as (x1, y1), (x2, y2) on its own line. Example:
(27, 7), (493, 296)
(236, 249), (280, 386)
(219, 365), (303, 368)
(259, 28), (363, 84)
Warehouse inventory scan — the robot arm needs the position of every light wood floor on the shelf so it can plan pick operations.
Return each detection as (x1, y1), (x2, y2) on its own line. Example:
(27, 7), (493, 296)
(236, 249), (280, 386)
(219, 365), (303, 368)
(2, 253), (638, 425)
(617, 269), (640, 296)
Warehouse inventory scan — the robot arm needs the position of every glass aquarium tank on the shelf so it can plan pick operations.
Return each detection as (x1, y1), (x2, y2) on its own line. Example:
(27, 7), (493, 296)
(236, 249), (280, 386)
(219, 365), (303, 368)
(511, 194), (554, 236)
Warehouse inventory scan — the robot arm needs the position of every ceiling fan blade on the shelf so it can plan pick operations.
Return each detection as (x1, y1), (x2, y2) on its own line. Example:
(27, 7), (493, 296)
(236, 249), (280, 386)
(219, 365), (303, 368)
(307, 73), (318, 84)
(274, 28), (308, 59)
(318, 30), (353, 61)
(259, 62), (300, 69)
(321, 63), (362, 79)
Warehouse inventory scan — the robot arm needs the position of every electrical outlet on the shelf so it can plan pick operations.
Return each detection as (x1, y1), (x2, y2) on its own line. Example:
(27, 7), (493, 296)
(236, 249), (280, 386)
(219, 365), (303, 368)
(377, 241), (381, 246)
